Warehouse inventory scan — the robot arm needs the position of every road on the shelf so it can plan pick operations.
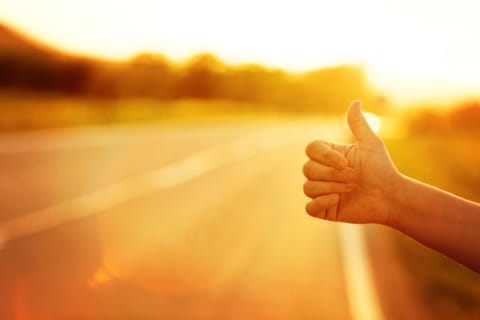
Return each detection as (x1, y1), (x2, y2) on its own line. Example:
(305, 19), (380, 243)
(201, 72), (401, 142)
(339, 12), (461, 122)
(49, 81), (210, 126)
(0, 119), (380, 319)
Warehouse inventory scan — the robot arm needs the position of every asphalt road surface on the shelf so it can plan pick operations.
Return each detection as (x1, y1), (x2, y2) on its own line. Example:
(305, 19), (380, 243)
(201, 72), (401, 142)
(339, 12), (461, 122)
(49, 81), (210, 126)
(0, 119), (379, 320)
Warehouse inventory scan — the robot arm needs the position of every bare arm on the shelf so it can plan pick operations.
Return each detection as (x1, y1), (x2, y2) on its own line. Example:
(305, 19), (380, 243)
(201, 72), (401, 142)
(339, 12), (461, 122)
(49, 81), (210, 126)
(386, 175), (480, 272)
(303, 100), (480, 273)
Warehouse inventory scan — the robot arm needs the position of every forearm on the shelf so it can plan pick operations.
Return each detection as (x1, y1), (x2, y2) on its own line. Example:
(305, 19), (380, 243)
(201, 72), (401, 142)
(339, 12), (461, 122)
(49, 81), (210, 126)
(386, 174), (480, 272)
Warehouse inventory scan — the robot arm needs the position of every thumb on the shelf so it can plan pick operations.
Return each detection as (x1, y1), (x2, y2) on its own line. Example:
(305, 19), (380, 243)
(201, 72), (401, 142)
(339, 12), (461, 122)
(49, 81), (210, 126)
(347, 100), (379, 144)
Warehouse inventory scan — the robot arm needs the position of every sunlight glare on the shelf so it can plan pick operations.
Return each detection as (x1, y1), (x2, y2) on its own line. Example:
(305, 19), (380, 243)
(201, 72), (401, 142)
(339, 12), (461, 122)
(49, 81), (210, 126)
(364, 112), (381, 134)
(3, 0), (480, 101)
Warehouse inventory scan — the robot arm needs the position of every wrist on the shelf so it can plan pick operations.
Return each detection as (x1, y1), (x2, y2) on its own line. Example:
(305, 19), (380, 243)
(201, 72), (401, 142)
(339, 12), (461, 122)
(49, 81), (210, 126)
(383, 173), (412, 228)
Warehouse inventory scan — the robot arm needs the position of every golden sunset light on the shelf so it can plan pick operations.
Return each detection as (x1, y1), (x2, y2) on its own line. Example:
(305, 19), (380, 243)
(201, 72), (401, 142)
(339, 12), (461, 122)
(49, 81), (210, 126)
(3, 0), (480, 103)
(2, 1), (480, 319)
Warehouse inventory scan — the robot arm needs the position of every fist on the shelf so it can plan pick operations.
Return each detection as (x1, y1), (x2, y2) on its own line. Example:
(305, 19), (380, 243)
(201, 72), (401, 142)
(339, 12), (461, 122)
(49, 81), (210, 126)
(303, 100), (398, 224)
(303, 140), (357, 220)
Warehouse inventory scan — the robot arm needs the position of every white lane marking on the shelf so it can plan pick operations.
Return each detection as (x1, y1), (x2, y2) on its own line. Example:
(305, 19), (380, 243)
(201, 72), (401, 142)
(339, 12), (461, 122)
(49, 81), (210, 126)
(0, 122), (254, 154)
(338, 223), (384, 320)
(0, 128), (295, 247)
(0, 123), (385, 320)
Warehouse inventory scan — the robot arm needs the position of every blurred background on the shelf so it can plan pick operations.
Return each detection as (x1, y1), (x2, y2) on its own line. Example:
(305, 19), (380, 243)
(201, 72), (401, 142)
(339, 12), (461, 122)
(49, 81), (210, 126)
(1, 0), (480, 319)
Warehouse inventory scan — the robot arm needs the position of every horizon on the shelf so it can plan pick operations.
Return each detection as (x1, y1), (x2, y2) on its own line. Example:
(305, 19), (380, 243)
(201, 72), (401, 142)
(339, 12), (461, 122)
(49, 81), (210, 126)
(2, 0), (480, 106)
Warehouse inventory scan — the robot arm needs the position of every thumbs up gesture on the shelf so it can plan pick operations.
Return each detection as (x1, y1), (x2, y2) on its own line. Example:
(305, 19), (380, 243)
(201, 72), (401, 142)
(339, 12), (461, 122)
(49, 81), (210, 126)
(303, 100), (401, 224)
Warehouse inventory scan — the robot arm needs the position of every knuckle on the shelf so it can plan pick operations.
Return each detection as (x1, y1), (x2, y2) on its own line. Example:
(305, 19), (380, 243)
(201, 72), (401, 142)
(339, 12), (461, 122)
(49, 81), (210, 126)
(306, 204), (325, 219)
(325, 207), (336, 221)
(303, 181), (313, 197)
(318, 210), (327, 219)
(305, 140), (325, 158)
(305, 141), (316, 157)
(328, 168), (353, 182)
(328, 193), (340, 205)
(303, 160), (321, 180)
(329, 167), (342, 180)
(302, 161), (315, 178)
(305, 202), (316, 217)
(324, 151), (346, 168)
(328, 183), (337, 193)
(323, 152), (334, 163)
(332, 184), (344, 193)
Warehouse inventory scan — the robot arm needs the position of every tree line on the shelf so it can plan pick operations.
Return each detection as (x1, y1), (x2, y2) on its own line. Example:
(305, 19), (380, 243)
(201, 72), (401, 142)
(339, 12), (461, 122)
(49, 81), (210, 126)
(0, 47), (379, 113)
(408, 101), (480, 135)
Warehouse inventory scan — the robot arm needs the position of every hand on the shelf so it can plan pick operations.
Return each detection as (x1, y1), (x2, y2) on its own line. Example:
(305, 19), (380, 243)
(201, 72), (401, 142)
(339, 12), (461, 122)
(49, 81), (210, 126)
(303, 100), (400, 224)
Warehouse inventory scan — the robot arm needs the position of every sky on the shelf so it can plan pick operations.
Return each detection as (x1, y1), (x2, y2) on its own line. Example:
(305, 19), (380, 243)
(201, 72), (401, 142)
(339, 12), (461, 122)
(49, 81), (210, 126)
(2, 0), (480, 104)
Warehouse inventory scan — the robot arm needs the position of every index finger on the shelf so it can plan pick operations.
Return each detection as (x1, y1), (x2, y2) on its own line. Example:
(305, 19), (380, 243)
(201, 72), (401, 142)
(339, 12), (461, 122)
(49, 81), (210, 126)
(305, 140), (348, 169)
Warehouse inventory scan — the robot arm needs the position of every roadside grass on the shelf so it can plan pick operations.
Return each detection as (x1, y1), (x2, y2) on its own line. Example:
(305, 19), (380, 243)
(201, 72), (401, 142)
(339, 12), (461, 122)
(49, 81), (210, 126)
(385, 134), (480, 319)
(0, 95), (310, 132)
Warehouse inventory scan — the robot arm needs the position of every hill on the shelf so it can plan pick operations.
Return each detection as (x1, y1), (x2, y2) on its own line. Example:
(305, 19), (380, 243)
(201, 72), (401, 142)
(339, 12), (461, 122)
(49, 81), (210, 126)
(0, 23), (64, 56)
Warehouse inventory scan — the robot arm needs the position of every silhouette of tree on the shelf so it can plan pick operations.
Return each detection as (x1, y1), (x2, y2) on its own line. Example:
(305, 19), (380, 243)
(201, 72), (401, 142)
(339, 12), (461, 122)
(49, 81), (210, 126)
(448, 101), (480, 132)
(175, 53), (226, 99)
(117, 53), (177, 99)
(0, 23), (375, 114)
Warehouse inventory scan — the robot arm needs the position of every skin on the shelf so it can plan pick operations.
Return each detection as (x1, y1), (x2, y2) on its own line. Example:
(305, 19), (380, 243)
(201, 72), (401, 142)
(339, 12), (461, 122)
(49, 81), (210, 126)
(303, 100), (480, 272)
